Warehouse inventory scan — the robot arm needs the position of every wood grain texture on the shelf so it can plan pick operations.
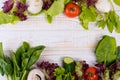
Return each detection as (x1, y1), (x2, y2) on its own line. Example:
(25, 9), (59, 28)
(0, 1), (120, 79)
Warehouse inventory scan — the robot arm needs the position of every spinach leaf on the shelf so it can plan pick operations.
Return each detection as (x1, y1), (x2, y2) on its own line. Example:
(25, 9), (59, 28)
(116, 46), (120, 61)
(16, 42), (30, 68)
(26, 46), (45, 69)
(11, 52), (20, 71)
(4, 57), (13, 75)
(95, 36), (116, 66)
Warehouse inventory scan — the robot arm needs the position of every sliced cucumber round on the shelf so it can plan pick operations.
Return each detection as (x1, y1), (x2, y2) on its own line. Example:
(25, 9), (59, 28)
(63, 57), (75, 73)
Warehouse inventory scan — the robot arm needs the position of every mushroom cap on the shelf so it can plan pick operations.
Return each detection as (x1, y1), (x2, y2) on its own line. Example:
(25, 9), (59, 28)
(27, 69), (45, 80)
(95, 0), (111, 13)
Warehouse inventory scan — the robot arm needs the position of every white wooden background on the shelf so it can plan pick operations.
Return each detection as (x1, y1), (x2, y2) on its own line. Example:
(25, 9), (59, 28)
(0, 1), (120, 80)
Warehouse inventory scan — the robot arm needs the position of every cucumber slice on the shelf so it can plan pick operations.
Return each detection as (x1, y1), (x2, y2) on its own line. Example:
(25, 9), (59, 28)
(63, 57), (75, 73)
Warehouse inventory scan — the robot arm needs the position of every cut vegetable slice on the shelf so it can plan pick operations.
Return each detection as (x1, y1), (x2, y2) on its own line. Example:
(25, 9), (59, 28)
(63, 57), (75, 73)
(27, 68), (45, 80)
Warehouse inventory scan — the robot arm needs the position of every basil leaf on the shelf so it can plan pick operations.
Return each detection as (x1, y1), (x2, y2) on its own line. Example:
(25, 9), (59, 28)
(98, 20), (106, 29)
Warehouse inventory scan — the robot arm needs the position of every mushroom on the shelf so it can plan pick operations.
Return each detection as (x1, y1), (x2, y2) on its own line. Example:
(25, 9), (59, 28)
(27, 69), (45, 80)
(95, 0), (111, 13)
(26, 0), (43, 14)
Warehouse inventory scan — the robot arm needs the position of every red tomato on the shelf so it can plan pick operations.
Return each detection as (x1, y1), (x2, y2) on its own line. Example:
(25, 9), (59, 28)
(84, 67), (98, 80)
(64, 3), (80, 18)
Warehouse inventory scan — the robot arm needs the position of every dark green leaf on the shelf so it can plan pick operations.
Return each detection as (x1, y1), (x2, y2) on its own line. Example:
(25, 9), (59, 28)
(16, 42), (30, 67)
(22, 45), (45, 59)
(95, 36), (116, 65)
(21, 58), (29, 70)
(116, 46), (120, 61)
(11, 52), (20, 71)
(4, 57), (13, 75)
(0, 67), (4, 76)
(26, 46), (45, 69)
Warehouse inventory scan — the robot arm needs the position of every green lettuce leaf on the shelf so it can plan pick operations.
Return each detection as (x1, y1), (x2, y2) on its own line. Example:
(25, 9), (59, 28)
(46, 0), (65, 23)
(114, 0), (120, 6)
(0, 11), (20, 25)
(79, 6), (98, 30)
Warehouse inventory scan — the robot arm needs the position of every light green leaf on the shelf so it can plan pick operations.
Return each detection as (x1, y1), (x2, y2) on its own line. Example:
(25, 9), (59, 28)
(0, 11), (20, 25)
(114, 0), (120, 6)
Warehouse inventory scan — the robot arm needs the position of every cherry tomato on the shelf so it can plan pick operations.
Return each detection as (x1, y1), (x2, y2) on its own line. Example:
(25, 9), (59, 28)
(84, 67), (98, 80)
(64, 3), (80, 18)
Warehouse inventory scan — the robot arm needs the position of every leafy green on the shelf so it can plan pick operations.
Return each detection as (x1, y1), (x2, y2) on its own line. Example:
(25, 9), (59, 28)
(54, 68), (65, 80)
(95, 36), (116, 66)
(114, 0), (120, 6)
(116, 46), (120, 61)
(98, 11), (120, 33)
(64, 0), (71, 4)
(75, 62), (83, 78)
(79, 6), (98, 30)
(102, 69), (110, 80)
(15, 42), (30, 68)
(0, 42), (45, 80)
(45, 0), (65, 23)
(0, 42), (4, 59)
(112, 71), (120, 80)
(26, 46), (45, 69)
(0, 11), (20, 25)
(54, 67), (75, 80)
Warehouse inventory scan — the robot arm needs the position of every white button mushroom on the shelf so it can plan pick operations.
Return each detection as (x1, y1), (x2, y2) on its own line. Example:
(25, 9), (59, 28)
(26, 0), (43, 14)
(95, 0), (111, 13)
(27, 69), (45, 80)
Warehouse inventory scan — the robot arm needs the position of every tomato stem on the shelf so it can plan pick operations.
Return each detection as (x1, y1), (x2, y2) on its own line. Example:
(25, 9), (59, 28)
(88, 72), (93, 77)
(70, 7), (75, 11)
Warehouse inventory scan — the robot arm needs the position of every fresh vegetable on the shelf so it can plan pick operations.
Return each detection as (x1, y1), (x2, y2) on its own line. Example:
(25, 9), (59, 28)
(116, 46), (120, 61)
(112, 71), (120, 80)
(102, 69), (110, 80)
(27, 68), (45, 80)
(54, 67), (75, 80)
(95, 0), (111, 13)
(0, 11), (20, 25)
(79, 6), (98, 30)
(98, 11), (120, 33)
(42, 0), (54, 10)
(113, 0), (120, 6)
(63, 57), (75, 73)
(0, 0), (27, 24)
(95, 35), (116, 66)
(45, 0), (65, 23)
(37, 61), (59, 80)
(0, 42), (45, 80)
(26, 0), (43, 14)
(64, 3), (80, 18)
(84, 67), (98, 80)
(75, 61), (84, 79)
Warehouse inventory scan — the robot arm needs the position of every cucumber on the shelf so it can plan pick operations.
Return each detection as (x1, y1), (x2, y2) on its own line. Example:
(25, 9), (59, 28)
(63, 57), (75, 73)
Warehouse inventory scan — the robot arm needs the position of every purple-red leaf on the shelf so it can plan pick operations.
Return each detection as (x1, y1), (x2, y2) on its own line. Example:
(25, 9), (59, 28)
(2, 0), (14, 13)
